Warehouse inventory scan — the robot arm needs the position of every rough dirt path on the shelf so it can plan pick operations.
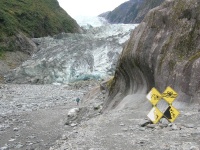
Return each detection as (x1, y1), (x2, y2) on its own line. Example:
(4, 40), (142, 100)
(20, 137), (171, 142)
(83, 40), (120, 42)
(1, 83), (200, 150)
(0, 84), (88, 150)
(51, 106), (200, 150)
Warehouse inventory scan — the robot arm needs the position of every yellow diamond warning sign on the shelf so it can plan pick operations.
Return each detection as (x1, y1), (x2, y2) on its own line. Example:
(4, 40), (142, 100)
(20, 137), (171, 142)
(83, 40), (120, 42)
(147, 107), (163, 124)
(147, 86), (180, 124)
(146, 87), (162, 106)
(162, 86), (178, 104)
(163, 105), (180, 123)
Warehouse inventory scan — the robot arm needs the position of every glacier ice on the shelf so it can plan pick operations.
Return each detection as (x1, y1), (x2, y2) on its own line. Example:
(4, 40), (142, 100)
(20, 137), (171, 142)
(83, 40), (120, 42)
(7, 17), (138, 84)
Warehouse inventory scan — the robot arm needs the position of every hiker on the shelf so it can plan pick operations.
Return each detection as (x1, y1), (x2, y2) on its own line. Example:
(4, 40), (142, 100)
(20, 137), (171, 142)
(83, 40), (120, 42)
(76, 97), (80, 105)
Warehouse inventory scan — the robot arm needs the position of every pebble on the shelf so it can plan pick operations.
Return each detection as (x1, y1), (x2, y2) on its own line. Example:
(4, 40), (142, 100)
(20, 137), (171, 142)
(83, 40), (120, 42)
(139, 127), (145, 131)
(121, 128), (128, 132)
(159, 123), (168, 128)
(146, 124), (156, 129)
(15, 144), (23, 149)
(61, 135), (68, 140)
(13, 128), (19, 131)
(119, 123), (125, 126)
(8, 138), (16, 142)
(70, 123), (77, 127)
(27, 142), (33, 146)
(0, 125), (5, 131)
(27, 135), (36, 139)
(171, 124), (179, 130)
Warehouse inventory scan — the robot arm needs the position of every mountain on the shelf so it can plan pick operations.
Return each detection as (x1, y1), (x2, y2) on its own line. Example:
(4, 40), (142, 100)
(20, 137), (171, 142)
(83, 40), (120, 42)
(0, 0), (81, 82)
(104, 0), (200, 110)
(99, 0), (164, 24)
(0, 0), (81, 53)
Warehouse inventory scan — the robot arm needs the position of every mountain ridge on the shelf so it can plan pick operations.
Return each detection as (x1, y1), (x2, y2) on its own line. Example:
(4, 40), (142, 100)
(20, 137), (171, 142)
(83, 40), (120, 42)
(99, 0), (164, 24)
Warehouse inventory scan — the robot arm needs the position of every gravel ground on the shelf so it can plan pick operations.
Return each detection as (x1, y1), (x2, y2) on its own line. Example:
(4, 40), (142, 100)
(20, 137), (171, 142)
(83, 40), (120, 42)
(0, 83), (200, 150)
(51, 106), (200, 150)
(0, 83), (92, 150)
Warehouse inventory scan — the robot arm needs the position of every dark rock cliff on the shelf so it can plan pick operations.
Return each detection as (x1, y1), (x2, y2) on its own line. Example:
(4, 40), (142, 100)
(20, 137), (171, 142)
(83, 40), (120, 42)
(104, 0), (200, 110)
(99, 0), (164, 24)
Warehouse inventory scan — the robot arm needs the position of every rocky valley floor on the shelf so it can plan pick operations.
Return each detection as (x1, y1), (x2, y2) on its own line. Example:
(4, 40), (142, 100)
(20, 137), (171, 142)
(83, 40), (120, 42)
(0, 82), (96, 150)
(0, 83), (200, 150)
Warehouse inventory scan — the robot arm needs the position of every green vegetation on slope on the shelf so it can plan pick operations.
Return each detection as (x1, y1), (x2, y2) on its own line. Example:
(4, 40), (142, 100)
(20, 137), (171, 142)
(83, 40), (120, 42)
(0, 0), (80, 54)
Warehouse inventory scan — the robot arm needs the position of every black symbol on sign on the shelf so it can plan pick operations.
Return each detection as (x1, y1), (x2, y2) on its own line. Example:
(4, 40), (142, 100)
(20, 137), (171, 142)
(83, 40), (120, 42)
(164, 106), (175, 120)
(162, 91), (177, 98)
(151, 94), (160, 100)
(169, 108), (175, 119)
(154, 110), (159, 121)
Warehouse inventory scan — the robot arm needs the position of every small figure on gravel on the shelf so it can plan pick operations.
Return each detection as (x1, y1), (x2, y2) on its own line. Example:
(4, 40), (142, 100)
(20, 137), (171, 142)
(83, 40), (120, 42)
(76, 97), (80, 105)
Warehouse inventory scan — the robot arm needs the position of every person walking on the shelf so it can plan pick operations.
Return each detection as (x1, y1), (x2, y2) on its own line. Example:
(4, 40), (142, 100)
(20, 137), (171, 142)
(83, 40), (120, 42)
(76, 97), (80, 106)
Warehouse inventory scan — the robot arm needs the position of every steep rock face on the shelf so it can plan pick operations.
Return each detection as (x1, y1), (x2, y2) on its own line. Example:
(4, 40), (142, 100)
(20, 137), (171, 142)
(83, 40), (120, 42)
(104, 0), (200, 110)
(6, 21), (137, 84)
(99, 0), (164, 24)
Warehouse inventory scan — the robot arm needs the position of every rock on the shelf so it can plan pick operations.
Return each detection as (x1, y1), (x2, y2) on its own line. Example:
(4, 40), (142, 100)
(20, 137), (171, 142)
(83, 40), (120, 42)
(93, 103), (103, 110)
(64, 120), (71, 126)
(8, 138), (16, 142)
(13, 128), (19, 131)
(61, 135), (68, 140)
(139, 128), (146, 131)
(70, 123), (77, 127)
(67, 108), (80, 118)
(146, 124), (156, 129)
(119, 123), (125, 126)
(121, 128), (128, 132)
(0, 125), (5, 131)
(15, 144), (23, 149)
(0, 146), (9, 150)
(159, 123), (168, 128)
(160, 118), (169, 124)
(190, 146), (199, 150)
(171, 124), (179, 130)
(27, 135), (36, 139)
(101, 90), (106, 94)
(140, 121), (152, 127)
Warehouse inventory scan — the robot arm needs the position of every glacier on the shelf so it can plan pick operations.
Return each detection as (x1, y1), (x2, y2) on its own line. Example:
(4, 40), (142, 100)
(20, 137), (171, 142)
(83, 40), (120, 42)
(7, 17), (138, 84)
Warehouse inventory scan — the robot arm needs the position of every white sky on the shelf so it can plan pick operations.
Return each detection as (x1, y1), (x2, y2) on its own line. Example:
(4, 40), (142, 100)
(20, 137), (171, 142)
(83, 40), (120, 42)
(57, 0), (129, 18)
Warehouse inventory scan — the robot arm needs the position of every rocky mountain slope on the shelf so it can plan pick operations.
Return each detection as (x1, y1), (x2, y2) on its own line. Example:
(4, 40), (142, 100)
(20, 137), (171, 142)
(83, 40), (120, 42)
(0, 0), (80, 53)
(104, 0), (200, 110)
(99, 0), (164, 24)
(0, 0), (81, 82)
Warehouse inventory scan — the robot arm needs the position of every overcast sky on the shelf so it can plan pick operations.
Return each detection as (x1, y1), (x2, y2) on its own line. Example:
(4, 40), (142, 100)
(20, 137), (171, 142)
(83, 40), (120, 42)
(58, 0), (128, 18)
